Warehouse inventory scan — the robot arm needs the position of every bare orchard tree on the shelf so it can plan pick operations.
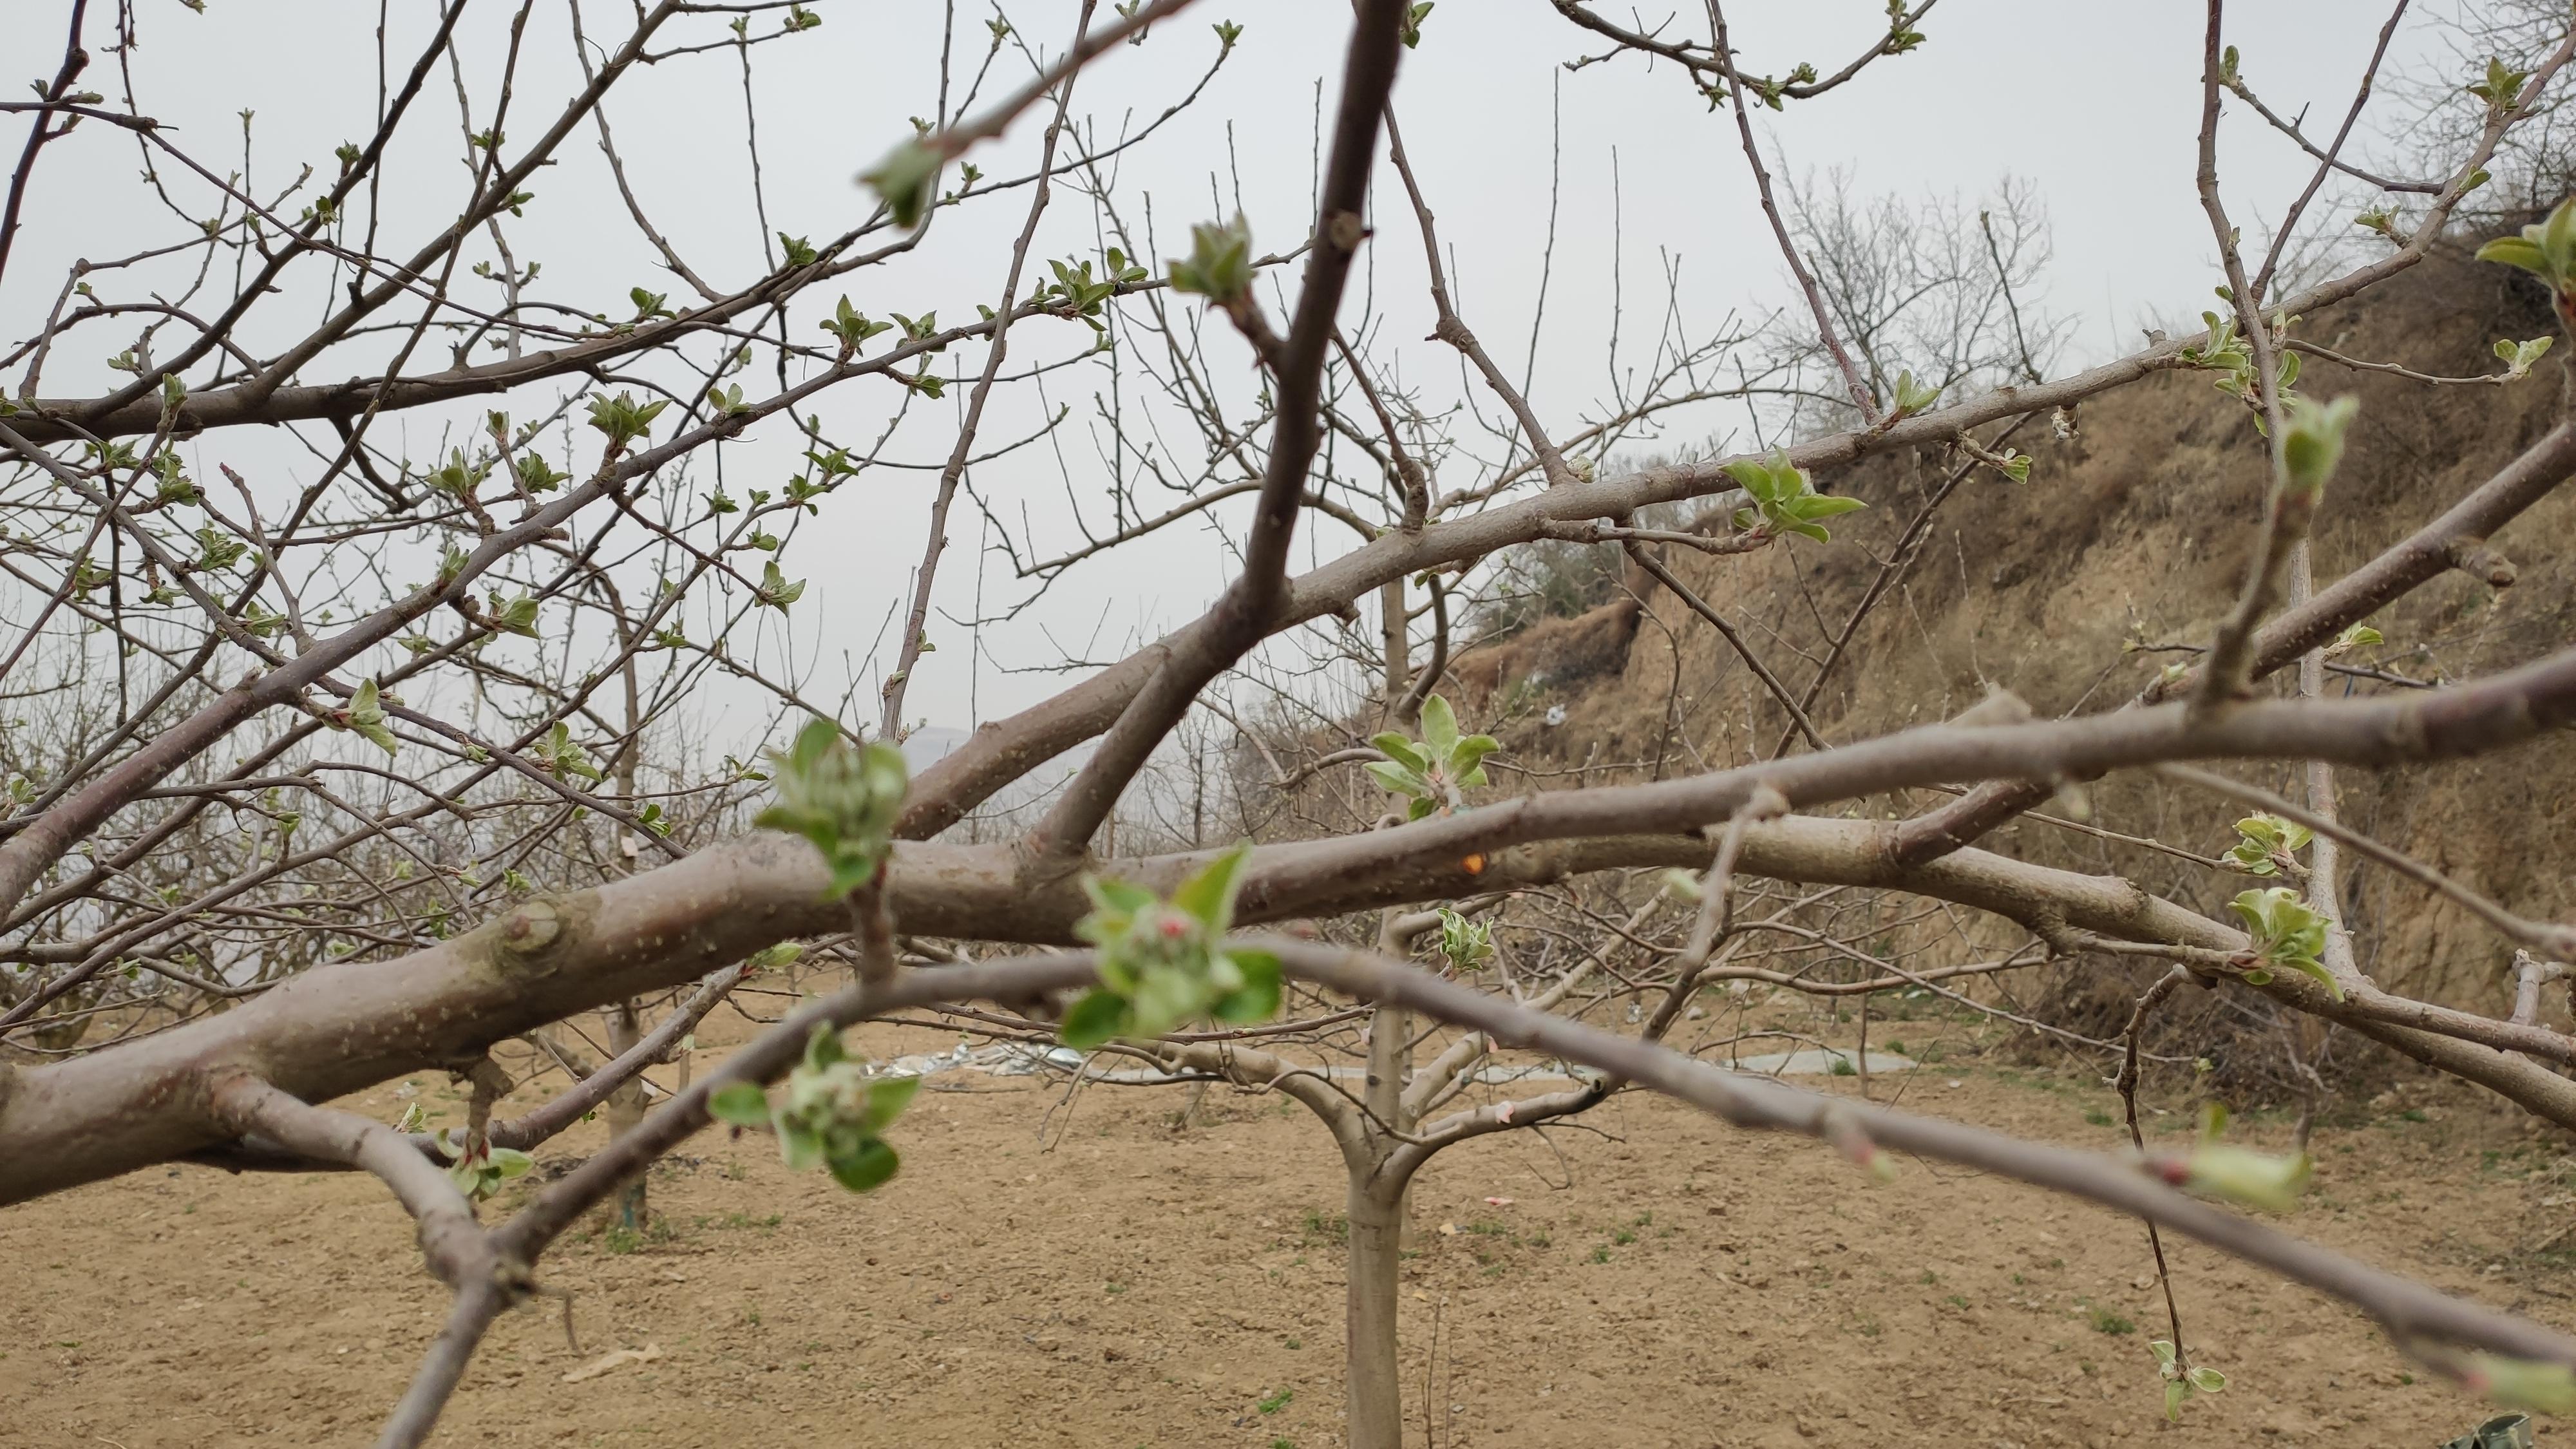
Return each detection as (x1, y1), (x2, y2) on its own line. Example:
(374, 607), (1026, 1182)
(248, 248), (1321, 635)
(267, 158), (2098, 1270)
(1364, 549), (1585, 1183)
(10, 2), (2576, 1446)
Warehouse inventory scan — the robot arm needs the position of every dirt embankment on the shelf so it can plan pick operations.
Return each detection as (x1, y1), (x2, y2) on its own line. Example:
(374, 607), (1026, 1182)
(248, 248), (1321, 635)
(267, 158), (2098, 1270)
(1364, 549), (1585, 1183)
(1460, 252), (2576, 1020)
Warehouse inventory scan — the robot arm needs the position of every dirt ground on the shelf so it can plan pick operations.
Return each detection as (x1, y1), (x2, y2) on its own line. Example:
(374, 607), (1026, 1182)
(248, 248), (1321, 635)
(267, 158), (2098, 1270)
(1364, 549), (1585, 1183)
(7, 1001), (2576, 1449)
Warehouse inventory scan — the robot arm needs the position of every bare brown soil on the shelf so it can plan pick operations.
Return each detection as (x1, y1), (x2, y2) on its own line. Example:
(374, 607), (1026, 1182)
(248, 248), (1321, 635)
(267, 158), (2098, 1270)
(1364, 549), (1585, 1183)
(5, 1001), (2572, 1449)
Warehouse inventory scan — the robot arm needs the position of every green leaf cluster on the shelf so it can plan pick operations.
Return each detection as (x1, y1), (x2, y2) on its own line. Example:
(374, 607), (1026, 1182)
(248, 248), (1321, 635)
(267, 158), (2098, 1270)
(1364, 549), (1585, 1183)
(2181, 310), (2302, 428)
(1435, 907), (1494, 974)
(1882, 0), (1926, 53)
(2477, 195), (2576, 304)
(755, 559), (806, 611)
(2226, 886), (2338, 998)
(1060, 846), (1282, 1049)
(708, 1025), (918, 1193)
(151, 450), (198, 506)
(2466, 56), (2532, 111)
(335, 678), (399, 758)
(2495, 334), (2557, 379)
(820, 296), (894, 353)
(529, 721), (601, 782)
(2148, 1339), (2228, 1421)
(586, 392), (668, 450)
(753, 718), (908, 897)
(2279, 394), (2357, 498)
(2223, 813), (2311, 877)
(1038, 251), (1146, 332)
(1745, 62), (1817, 110)
(422, 447), (493, 497)
(1725, 450), (1866, 542)
(1399, 2), (1433, 48)
(194, 526), (246, 573)
(1168, 215), (1254, 304)
(433, 1131), (535, 1202)
(486, 591), (540, 638)
(1365, 694), (1497, 820)
(514, 453), (568, 493)
(1888, 368), (1939, 419)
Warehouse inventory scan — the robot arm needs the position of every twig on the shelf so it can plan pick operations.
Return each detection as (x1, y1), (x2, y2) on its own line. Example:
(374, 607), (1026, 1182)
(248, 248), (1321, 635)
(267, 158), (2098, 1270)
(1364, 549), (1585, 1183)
(1703, 0), (1877, 422)
(2155, 762), (2576, 960)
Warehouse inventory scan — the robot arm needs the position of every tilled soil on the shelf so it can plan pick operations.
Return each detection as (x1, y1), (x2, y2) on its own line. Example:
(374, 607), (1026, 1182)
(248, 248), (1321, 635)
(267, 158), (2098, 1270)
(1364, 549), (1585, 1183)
(5, 1017), (2571, 1449)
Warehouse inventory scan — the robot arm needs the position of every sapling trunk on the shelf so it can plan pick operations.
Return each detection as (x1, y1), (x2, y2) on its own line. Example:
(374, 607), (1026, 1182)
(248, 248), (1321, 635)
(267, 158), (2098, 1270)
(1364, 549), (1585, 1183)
(604, 998), (647, 1230)
(1341, 998), (1419, 1449)
(1342, 1175), (1410, 1449)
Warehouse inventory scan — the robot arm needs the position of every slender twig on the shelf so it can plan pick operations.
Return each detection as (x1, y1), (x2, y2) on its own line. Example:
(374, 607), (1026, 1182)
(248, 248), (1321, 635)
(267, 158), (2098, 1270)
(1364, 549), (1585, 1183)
(2155, 763), (2576, 959)
(1703, 0), (1877, 422)
(2115, 967), (2195, 1374)
(881, 2), (1095, 740)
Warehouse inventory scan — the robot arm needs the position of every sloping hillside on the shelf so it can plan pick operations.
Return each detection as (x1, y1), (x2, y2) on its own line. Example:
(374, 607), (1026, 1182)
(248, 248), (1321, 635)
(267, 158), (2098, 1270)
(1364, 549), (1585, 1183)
(1470, 251), (2575, 1019)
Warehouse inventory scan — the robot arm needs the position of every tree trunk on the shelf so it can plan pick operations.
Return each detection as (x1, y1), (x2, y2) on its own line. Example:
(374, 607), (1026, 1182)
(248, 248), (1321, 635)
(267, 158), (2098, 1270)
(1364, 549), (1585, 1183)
(1343, 1177), (1408, 1449)
(604, 998), (647, 1231)
(1344, 997), (1416, 1449)
(1379, 576), (1410, 710)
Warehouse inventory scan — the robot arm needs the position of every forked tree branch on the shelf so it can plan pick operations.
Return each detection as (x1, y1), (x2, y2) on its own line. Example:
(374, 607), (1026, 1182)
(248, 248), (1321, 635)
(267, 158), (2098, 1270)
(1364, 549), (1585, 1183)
(20, 646), (2576, 1202)
(205, 1072), (493, 1290)
(1022, 0), (1408, 864)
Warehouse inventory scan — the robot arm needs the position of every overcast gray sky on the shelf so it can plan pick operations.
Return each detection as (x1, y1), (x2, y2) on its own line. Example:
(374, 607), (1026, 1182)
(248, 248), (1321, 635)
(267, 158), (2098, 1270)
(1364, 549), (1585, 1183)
(6, 1), (2467, 746)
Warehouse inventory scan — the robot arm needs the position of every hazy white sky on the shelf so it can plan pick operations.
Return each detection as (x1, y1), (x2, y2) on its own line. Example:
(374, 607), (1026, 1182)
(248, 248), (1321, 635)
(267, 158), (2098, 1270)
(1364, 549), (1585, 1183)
(6, 1), (2467, 746)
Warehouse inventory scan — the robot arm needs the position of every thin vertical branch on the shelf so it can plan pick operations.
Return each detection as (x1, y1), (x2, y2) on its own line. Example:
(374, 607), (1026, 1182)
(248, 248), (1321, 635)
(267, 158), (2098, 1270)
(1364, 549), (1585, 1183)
(880, 1), (1097, 741)
(1024, 0), (1409, 864)
(1703, 0), (1877, 423)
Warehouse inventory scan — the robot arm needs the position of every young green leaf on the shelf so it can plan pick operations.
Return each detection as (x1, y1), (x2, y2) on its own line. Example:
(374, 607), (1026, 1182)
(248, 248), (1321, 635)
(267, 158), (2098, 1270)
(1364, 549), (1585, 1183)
(1399, 1), (1433, 47)
(1210, 947), (1283, 1025)
(2467, 1353), (2576, 1415)
(826, 1138), (900, 1193)
(2228, 886), (2340, 999)
(1058, 988), (1133, 1050)
(755, 560), (806, 612)
(585, 392), (668, 450)
(708, 1081), (772, 1128)
(753, 718), (909, 898)
(343, 678), (399, 758)
(1167, 846), (1251, 933)
(2224, 814), (2311, 877)
(1435, 908), (1495, 973)
(1725, 450), (1866, 543)
(2476, 196), (2576, 326)
(1889, 368), (1940, 417)
(1168, 214), (1255, 303)
(2279, 395), (2358, 498)
(862, 140), (942, 229)
(1065, 846), (1280, 1044)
